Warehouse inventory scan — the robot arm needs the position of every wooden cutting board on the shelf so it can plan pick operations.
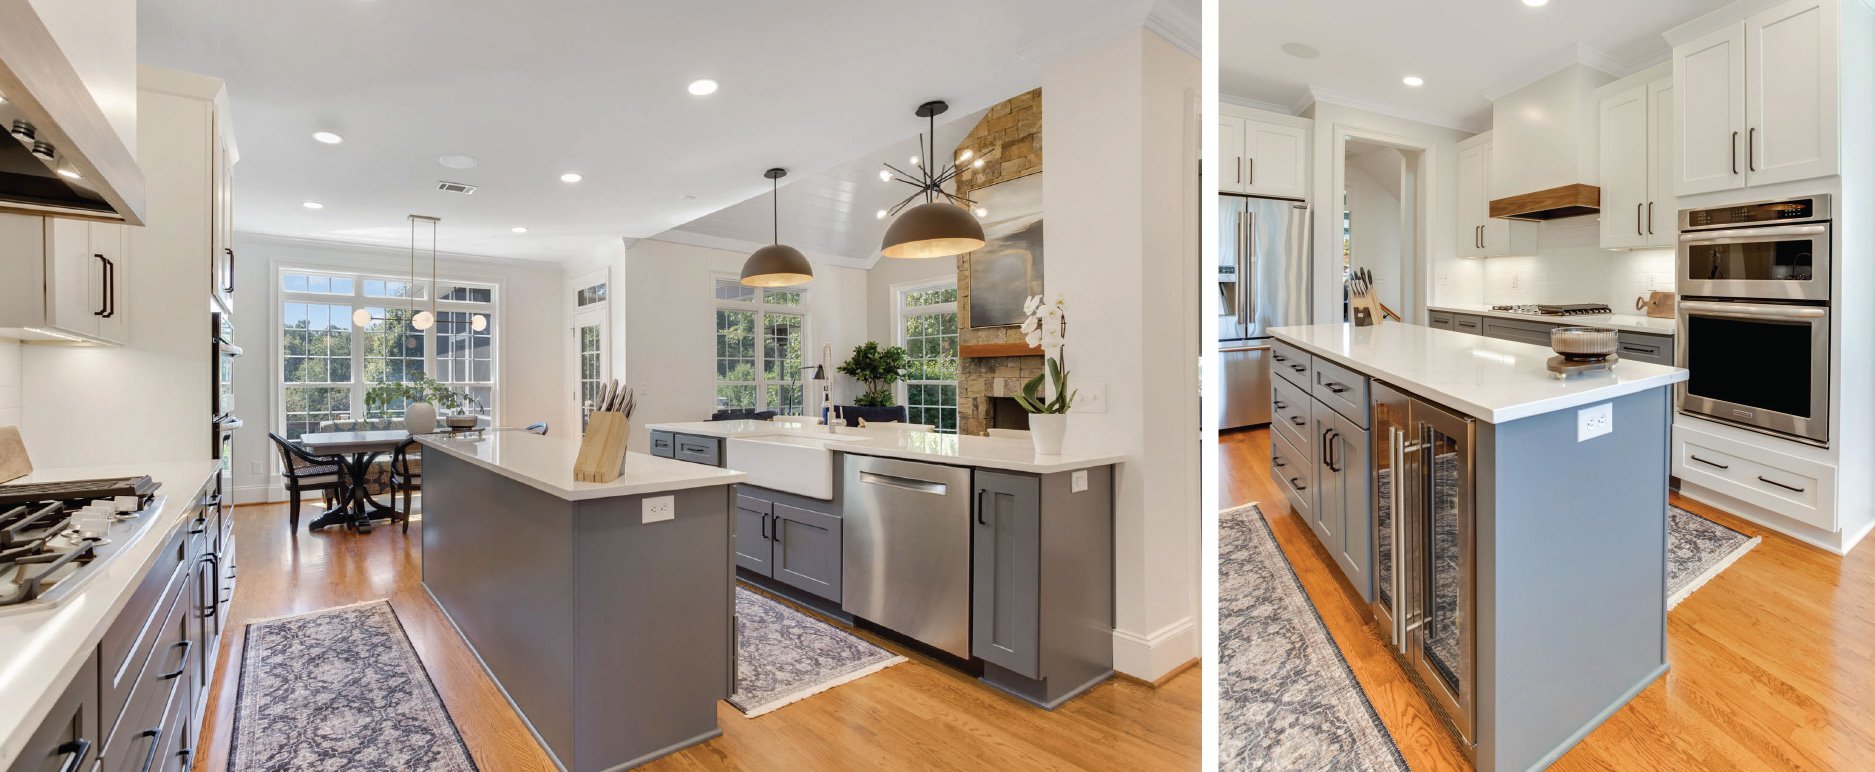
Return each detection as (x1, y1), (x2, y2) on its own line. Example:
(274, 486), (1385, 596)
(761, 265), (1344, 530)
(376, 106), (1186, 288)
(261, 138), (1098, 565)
(0, 426), (30, 485)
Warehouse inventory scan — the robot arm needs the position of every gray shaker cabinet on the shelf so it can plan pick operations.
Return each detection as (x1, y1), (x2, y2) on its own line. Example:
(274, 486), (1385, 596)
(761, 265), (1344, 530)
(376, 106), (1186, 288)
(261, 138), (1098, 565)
(772, 503), (841, 602)
(1316, 407), (1372, 600)
(734, 494), (775, 576)
(971, 470), (1042, 679)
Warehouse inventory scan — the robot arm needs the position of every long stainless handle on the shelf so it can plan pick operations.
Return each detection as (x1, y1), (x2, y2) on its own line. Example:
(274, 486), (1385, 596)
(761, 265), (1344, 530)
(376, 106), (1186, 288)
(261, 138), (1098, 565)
(1636, 203), (1643, 237)
(858, 470), (949, 495)
(1731, 131), (1739, 174)
(1679, 299), (1828, 321)
(1242, 209), (1256, 331)
(1757, 475), (1804, 493)
(1689, 454), (1729, 470)
(1219, 345), (1269, 353)
(1680, 224), (1826, 242)
(1388, 425), (1407, 645)
(1748, 127), (1757, 172)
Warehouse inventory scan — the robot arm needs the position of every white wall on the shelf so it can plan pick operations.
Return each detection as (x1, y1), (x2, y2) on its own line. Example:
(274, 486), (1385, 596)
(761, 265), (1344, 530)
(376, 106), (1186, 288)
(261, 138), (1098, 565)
(1043, 26), (1201, 681)
(865, 254), (957, 345)
(1306, 102), (1482, 316)
(0, 340), (19, 431)
(1477, 215), (1676, 309)
(622, 239), (869, 450)
(227, 233), (567, 502)
(1347, 145), (1408, 313)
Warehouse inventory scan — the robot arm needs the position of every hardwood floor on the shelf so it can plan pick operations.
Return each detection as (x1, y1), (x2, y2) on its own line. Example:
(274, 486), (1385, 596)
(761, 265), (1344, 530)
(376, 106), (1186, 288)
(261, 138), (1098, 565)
(192, 502), (1200, 771)
(1221, 426), (1875, 771)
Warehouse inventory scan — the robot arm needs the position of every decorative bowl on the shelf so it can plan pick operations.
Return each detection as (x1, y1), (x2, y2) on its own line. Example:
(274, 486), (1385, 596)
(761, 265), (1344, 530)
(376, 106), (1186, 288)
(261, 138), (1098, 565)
(1550, 326), (1618, 360)
(444, 414), (480, 429)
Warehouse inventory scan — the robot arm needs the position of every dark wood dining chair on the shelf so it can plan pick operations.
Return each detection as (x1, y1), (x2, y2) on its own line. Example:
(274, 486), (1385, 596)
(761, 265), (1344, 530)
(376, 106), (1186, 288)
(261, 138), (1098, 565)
(390, 437), (421, 534)
(268, 432), (348, 532)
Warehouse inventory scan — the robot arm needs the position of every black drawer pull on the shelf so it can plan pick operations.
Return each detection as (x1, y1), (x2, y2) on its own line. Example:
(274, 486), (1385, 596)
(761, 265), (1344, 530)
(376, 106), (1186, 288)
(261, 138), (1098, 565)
(1272, 353), (1288, 362)
(1288, 363), (1306, 373)
(1272, 458), (1286, 468)
(1324, 382), (1349, 394)
(1272, 400), (1287, 410)
(1288, 416), (1305, 427)
(159, 639), (194, 680)
(1757, 476), (1805, 493)
(1621, 345), (1656, 354)
(1689, 455), (1729, 470)
(1288, 477), (1308, 492)
(137, 728), (161, 772)
(54, 738), (90, 772)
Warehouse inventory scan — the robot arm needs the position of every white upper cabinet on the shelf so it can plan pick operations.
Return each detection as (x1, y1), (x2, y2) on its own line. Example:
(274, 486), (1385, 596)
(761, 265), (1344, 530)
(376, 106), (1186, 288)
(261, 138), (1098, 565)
(1219, 109), (1308, 199)
(1, 216), (130, 344)
(1673, 0), (1837, 196)
(1457, 133), (1537, 258)
(1599, 69), (1677, 249)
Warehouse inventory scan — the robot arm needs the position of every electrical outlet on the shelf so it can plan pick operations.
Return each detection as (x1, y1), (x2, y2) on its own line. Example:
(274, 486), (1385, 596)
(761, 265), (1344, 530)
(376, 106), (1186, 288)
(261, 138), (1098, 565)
(642, 495), (675, 523)
(1077, 383), (1107, 414)
(1577, 402), (1613, 442)
(250, 460), (263, 475)
(1071, 469), (1089, 493)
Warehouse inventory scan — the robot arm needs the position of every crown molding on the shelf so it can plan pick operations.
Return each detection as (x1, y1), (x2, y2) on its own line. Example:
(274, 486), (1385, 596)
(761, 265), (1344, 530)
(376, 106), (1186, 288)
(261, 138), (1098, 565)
(1480, 43), (1636, 102)
(1144, 0), (1200, 58)
(1017, 0), (1198, 67)
(649, 229), (875, 271)
(1305, 85), (1487, 134)
(1219, 93), (1301, 115)
(236, 230), (549, 268)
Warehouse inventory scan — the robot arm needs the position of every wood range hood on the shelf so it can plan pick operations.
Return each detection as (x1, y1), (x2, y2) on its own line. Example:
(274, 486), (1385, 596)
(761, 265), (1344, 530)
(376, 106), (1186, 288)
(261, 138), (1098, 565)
(1490, 183), (1600, 221)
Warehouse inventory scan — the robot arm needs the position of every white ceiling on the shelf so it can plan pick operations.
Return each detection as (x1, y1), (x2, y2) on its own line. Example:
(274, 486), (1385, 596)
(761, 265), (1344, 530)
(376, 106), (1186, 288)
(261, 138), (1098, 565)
(1220, 0), (1726, 131)
(654, 108), (985, 268)
(137, 0), (1171, 262)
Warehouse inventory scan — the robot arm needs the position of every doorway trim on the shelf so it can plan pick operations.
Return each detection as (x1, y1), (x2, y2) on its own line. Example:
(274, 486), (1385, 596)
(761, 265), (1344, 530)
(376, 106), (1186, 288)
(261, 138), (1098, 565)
(1328, 124), (1439, 325)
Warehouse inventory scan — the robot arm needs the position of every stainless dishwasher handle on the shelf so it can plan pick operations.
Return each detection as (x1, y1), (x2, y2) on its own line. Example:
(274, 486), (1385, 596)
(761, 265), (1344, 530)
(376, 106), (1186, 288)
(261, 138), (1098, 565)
(858, 471), (949, 495)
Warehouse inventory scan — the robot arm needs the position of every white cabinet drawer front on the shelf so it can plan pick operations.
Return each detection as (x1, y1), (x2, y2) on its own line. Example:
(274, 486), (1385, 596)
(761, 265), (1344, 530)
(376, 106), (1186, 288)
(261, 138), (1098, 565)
(1270, 340), (1311, 388)
(1270, 429), (1313, 518)
(1270, 375), (1313, 456)
(1310, 357), (1370, 429)
(1675, 427), (1835, 530)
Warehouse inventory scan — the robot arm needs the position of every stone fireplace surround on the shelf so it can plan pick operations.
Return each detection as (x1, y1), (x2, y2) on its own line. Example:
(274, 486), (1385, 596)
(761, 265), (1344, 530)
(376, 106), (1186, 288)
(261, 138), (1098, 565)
(953, 89), (1044, 437)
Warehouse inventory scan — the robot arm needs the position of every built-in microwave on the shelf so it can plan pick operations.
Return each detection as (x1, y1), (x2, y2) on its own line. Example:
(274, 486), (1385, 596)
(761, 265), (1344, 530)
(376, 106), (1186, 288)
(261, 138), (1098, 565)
(1678, 194), (1830, 302)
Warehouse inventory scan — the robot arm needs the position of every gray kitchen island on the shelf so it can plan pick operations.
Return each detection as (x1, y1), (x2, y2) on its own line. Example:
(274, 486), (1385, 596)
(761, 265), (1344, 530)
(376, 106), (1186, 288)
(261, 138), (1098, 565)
(415, 430), (746, 772)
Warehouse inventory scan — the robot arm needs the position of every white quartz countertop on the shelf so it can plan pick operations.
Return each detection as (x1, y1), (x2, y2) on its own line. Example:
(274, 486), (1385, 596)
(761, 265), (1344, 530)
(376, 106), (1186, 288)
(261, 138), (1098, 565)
(1271, 324), (1688, 423)
(0, 460), (220, 769)
(416, 430), (745, 500)
(646, 421), (1126, 474)
(1429, 303), (1678, 335)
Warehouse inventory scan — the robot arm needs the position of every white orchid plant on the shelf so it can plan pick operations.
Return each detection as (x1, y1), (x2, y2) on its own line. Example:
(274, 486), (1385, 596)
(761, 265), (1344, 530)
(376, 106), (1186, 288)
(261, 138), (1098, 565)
(1014, 295), (1076, 415)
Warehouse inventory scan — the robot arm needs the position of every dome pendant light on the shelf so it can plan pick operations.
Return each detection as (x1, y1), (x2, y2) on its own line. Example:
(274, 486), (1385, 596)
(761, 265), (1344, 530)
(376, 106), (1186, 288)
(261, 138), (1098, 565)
(879, 100), (986, 259)
(739, 168), (814, 287)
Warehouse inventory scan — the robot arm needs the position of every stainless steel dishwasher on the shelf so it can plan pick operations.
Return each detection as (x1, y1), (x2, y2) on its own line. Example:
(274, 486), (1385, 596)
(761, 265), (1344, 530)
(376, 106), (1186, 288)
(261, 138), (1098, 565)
(842, 455), (974, 658)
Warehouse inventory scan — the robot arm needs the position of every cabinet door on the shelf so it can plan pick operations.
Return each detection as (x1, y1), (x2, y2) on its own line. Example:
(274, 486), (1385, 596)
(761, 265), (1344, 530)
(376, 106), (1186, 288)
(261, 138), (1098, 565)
(45, 218), (101, 337)
(772, 503), (841, 603)
(1599, 83), (1651, 250)
(1674, 21), (1748, 196)
(91, 223), (128, 344)
(971, 471), (1040, 678)
(1244, 120), (1308, 199)
(1647, 79), (1677, 247)
(733, 494), (774, 577)
(1455, 144), (1487, 258)
(1476, 145), (1536, 256)
(1331, 410), (1373, 601)
(1218, 116), (1247, 194)
(7, 654), (100, 772)
(1311, 406), (1341, 552)
(1745, 0), (1836, 188)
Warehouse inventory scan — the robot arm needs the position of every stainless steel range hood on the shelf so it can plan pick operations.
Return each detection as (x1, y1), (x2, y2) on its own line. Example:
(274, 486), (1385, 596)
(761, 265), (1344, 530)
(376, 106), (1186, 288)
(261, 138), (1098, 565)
(0, 3), (146, 224)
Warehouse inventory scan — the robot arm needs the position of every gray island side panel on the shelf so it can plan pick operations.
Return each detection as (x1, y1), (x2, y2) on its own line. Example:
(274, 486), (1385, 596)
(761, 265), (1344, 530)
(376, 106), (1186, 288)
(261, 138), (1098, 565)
(1476, 386), (1671, 772)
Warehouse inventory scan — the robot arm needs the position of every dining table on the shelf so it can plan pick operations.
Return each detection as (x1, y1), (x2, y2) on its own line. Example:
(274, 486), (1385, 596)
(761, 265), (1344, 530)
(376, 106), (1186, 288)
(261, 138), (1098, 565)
(298, 429), (410, 533)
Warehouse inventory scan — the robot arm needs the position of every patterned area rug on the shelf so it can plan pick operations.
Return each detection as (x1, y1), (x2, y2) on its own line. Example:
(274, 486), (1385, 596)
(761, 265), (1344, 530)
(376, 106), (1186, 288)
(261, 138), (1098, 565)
(233, 600), (477, 771)
(1668, 506), (1759, 609)
(729, 587), (906, 717)
(1220, 504), (1409, 772)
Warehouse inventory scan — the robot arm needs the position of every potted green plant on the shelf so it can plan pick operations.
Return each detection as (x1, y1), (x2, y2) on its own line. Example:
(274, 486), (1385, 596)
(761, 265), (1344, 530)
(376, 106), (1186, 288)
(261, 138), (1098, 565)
(837, 341), (910, 407)
(366, 377), (483, 433)
(1013, 295), (1075, 455)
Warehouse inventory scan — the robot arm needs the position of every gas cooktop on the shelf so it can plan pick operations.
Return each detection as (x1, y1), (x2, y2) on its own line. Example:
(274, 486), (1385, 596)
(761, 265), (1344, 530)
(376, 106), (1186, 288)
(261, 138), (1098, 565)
(0, 477), (165, 610)
(1489, 303), (1614, 317)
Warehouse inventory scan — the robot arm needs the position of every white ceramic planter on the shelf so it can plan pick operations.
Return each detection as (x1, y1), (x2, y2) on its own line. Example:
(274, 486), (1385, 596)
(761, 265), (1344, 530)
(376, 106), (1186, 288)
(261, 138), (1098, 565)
(1028, 413), (1067, 455)
(404, 402), (437, 435)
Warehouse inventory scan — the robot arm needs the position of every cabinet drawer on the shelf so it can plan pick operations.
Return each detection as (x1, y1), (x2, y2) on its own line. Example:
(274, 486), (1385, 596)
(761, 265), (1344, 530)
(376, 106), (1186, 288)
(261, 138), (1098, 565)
(104, 582), (190, 772)
(99, 523), (190, 736)
(1270, 429), (1313, 519)
(1428, 311), (1455, 330)
(1616, 332), (1674, 366)
(1310, 358), (1370, 428)
(1270, 375), (1312, 454)
(673, 434), (723, 466)
(8, 652), (99, 772)
(1675, 425), (1835, 531)
(1451, 313), (1483, 335)
(649, 430), (675, 458)
(1269, 340), (1311, 388)
(1480, 317), (1556, 346)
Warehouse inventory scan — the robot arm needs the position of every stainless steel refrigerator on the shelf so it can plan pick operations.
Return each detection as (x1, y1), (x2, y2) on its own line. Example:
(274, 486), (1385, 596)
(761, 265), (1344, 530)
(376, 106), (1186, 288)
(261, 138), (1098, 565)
(1218, 194), (1311, 430)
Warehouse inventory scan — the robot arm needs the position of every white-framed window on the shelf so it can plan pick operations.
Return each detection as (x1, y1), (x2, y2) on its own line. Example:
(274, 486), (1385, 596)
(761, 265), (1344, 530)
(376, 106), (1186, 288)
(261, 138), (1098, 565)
(713, 277), (807, 415)
(896, 280), (959, 433)
(279, 268), (498, 439)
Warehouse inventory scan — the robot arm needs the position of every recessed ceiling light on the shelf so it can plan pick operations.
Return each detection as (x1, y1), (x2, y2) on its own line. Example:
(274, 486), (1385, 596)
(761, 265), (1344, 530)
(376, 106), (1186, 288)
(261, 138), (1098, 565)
(511, 226), (529, 233)
(302, 201), (324, 209)
(56, 168), (82, 180)
(560, 172), (582, 183)
(1403, 75), (1425, 87)
(1523, 0), (1548, 6)
(439, 153), (479, 169)
(312, 131), (344, 144)
(1281, 43), (1320, 60)
(687, 79), (719, 96)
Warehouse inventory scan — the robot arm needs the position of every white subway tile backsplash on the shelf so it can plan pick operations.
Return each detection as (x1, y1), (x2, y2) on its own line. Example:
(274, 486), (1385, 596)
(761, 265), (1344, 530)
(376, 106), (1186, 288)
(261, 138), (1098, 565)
(1477, 215), (1675, 310)
(0, 340), (18, 413)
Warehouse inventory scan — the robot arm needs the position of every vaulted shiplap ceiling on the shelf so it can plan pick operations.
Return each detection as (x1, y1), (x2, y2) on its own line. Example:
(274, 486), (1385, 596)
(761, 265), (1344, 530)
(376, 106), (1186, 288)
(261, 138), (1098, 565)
(138, 0), (1183, 262)
(1221, 0), (1726, 132)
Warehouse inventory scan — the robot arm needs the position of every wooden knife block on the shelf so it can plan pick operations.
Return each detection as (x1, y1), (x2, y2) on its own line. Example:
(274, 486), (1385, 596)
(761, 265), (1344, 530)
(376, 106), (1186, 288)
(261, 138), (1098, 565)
(573, 413), (630, 483)
(1350, 293), (1386, 327)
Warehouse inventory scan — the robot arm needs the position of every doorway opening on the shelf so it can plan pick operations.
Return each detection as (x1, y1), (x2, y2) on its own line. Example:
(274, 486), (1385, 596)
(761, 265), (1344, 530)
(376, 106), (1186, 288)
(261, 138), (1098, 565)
(1340, 138), (1423, 323)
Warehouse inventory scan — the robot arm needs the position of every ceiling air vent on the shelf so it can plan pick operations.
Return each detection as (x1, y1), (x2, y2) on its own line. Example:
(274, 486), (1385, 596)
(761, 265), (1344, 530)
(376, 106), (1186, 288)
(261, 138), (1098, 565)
(435, 181), (477, 195)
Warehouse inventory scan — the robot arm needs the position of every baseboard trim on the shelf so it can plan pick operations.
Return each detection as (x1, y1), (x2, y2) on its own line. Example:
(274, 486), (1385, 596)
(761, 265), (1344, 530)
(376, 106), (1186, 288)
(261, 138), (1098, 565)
(1678, 480), (1862, 555)
(1117, 656), (1199, 688)
(1112, 616), (1199, 682)
(1523, 662), (1669, 771)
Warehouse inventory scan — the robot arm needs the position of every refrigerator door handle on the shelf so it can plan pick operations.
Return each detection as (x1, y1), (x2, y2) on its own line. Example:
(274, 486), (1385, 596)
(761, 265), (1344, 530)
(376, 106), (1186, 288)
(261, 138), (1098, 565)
(1241, 209), (1255, 334)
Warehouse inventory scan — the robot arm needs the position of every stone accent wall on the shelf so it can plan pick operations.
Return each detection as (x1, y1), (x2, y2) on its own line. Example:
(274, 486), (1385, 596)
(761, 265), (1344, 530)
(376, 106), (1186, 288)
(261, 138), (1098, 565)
(954, 89), (1044, 436)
